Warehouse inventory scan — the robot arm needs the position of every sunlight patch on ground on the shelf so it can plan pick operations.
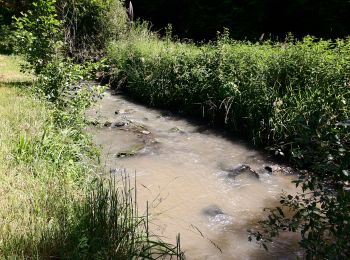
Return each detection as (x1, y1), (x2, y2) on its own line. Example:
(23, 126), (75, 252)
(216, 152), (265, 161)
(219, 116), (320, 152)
(0, 54), (34, 82)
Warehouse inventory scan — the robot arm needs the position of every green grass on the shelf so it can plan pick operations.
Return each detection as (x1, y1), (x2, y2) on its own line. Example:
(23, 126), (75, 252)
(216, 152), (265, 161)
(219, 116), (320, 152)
(0, 54), (89, 257)
(0, 85), (82, 257)
(0, 55), (183, 258)
(0, 54), (34, 82)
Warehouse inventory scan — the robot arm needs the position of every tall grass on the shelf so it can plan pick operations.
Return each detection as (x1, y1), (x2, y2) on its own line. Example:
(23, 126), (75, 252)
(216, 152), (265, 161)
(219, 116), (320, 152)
(64, 175), (183, 259)
(107, 34), (350, 166)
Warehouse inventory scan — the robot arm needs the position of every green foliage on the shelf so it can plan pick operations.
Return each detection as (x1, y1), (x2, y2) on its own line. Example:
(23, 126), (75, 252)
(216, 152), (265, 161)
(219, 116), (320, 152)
(13, 0), (62, 74)
(0, 24), (15, 54)
(107, 31), (350, 258)
(12, 0), (127, 65)
(0, 1), (33, 54)
(249, 122), (350, 258)
(33, 58), (105, 128)
(57, 0), (127, 61)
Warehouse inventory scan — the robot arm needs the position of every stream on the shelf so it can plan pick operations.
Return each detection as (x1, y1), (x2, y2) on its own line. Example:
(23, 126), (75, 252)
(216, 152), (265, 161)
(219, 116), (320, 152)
(87, 90), (303, 259)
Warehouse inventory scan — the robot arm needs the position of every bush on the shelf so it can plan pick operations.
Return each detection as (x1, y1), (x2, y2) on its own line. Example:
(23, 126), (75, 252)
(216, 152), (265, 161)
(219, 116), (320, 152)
(107, 35), (350, 147)
(14, 0), (62, 74)
(13, 0), (128, 66)
(0, 24), (15, 54)
(57, 0), (127, 61)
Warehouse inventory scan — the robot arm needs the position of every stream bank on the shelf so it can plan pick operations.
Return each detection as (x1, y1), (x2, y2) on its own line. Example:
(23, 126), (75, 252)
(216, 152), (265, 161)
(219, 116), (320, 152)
(87, 90), (303, 259)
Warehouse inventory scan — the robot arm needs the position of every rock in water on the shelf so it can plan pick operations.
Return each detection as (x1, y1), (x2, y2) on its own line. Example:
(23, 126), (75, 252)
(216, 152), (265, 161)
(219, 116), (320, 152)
(220, 163), (260, 179)
(263, 164), (295, 175)
(111, 121), (126, 128)
(202, 205), (224, 217)
(116, 143), (145, 158)
(104, 121), (112, 127)
(168, 127), (180, 133)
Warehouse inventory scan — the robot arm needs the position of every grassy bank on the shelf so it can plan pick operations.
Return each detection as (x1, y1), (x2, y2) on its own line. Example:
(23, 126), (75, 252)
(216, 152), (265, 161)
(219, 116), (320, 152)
(0, 55), (182, 258)
(0, 55), (78, 257)
(107, 34), (350, 169)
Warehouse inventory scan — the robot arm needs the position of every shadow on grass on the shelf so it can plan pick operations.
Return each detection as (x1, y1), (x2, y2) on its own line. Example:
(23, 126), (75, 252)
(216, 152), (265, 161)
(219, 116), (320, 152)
(0, 81), (33, 88)
(0, 48), (14, 55)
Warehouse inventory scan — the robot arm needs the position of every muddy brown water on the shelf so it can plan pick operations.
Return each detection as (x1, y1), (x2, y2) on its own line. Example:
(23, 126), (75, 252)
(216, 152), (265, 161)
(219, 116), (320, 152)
(87, 91), (303, 259)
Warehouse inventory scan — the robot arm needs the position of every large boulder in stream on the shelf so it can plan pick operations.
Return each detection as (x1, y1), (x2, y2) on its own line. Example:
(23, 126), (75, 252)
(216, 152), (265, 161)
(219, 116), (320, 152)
(219, 163), (260, 180)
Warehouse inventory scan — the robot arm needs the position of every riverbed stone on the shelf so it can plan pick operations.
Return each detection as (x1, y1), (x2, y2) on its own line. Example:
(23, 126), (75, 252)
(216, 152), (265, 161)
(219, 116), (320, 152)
(118, 108), (134, 114)
(168, 127), (180, 133)
(109, 168), (124, 175)
(161, 111), (174, 117)
(111, 121), (126, 128)
(220, 163), (260, 179)
(104, 121), (112, 127)
(264, 164), (295, 175)
(202, 205), (224, 217)
(116, 143), (145, 158)
(168, 127), (187, 134)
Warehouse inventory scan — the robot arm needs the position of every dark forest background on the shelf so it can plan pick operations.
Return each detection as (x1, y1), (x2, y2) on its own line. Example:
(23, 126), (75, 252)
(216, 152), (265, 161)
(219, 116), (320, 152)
(131, 0), (350, 41)
(1, 0), (350, 41)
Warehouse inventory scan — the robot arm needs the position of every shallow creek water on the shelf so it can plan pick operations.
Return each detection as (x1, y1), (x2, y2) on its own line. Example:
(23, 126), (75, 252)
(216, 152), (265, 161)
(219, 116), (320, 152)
(87, 91), (303, 259)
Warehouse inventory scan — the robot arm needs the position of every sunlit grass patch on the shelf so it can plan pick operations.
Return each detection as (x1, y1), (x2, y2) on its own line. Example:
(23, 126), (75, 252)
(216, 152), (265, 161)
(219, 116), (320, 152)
(0, 79), (90, 256)
(0, 54), (34, 83)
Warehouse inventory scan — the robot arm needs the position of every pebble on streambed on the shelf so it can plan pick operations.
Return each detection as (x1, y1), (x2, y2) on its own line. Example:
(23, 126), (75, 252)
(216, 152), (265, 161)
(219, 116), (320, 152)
(111, 121), (127, 128)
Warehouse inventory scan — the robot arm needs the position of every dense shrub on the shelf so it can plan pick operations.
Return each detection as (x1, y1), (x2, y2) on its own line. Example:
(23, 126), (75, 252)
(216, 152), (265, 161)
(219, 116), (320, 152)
(107, 32), (350, 257)
(13, 0), (127, 65)
(57, 0), (127, 61)
(108, 35), (350, 147)
(14, 0), (62, 73)
(0, 24), (15, 54)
